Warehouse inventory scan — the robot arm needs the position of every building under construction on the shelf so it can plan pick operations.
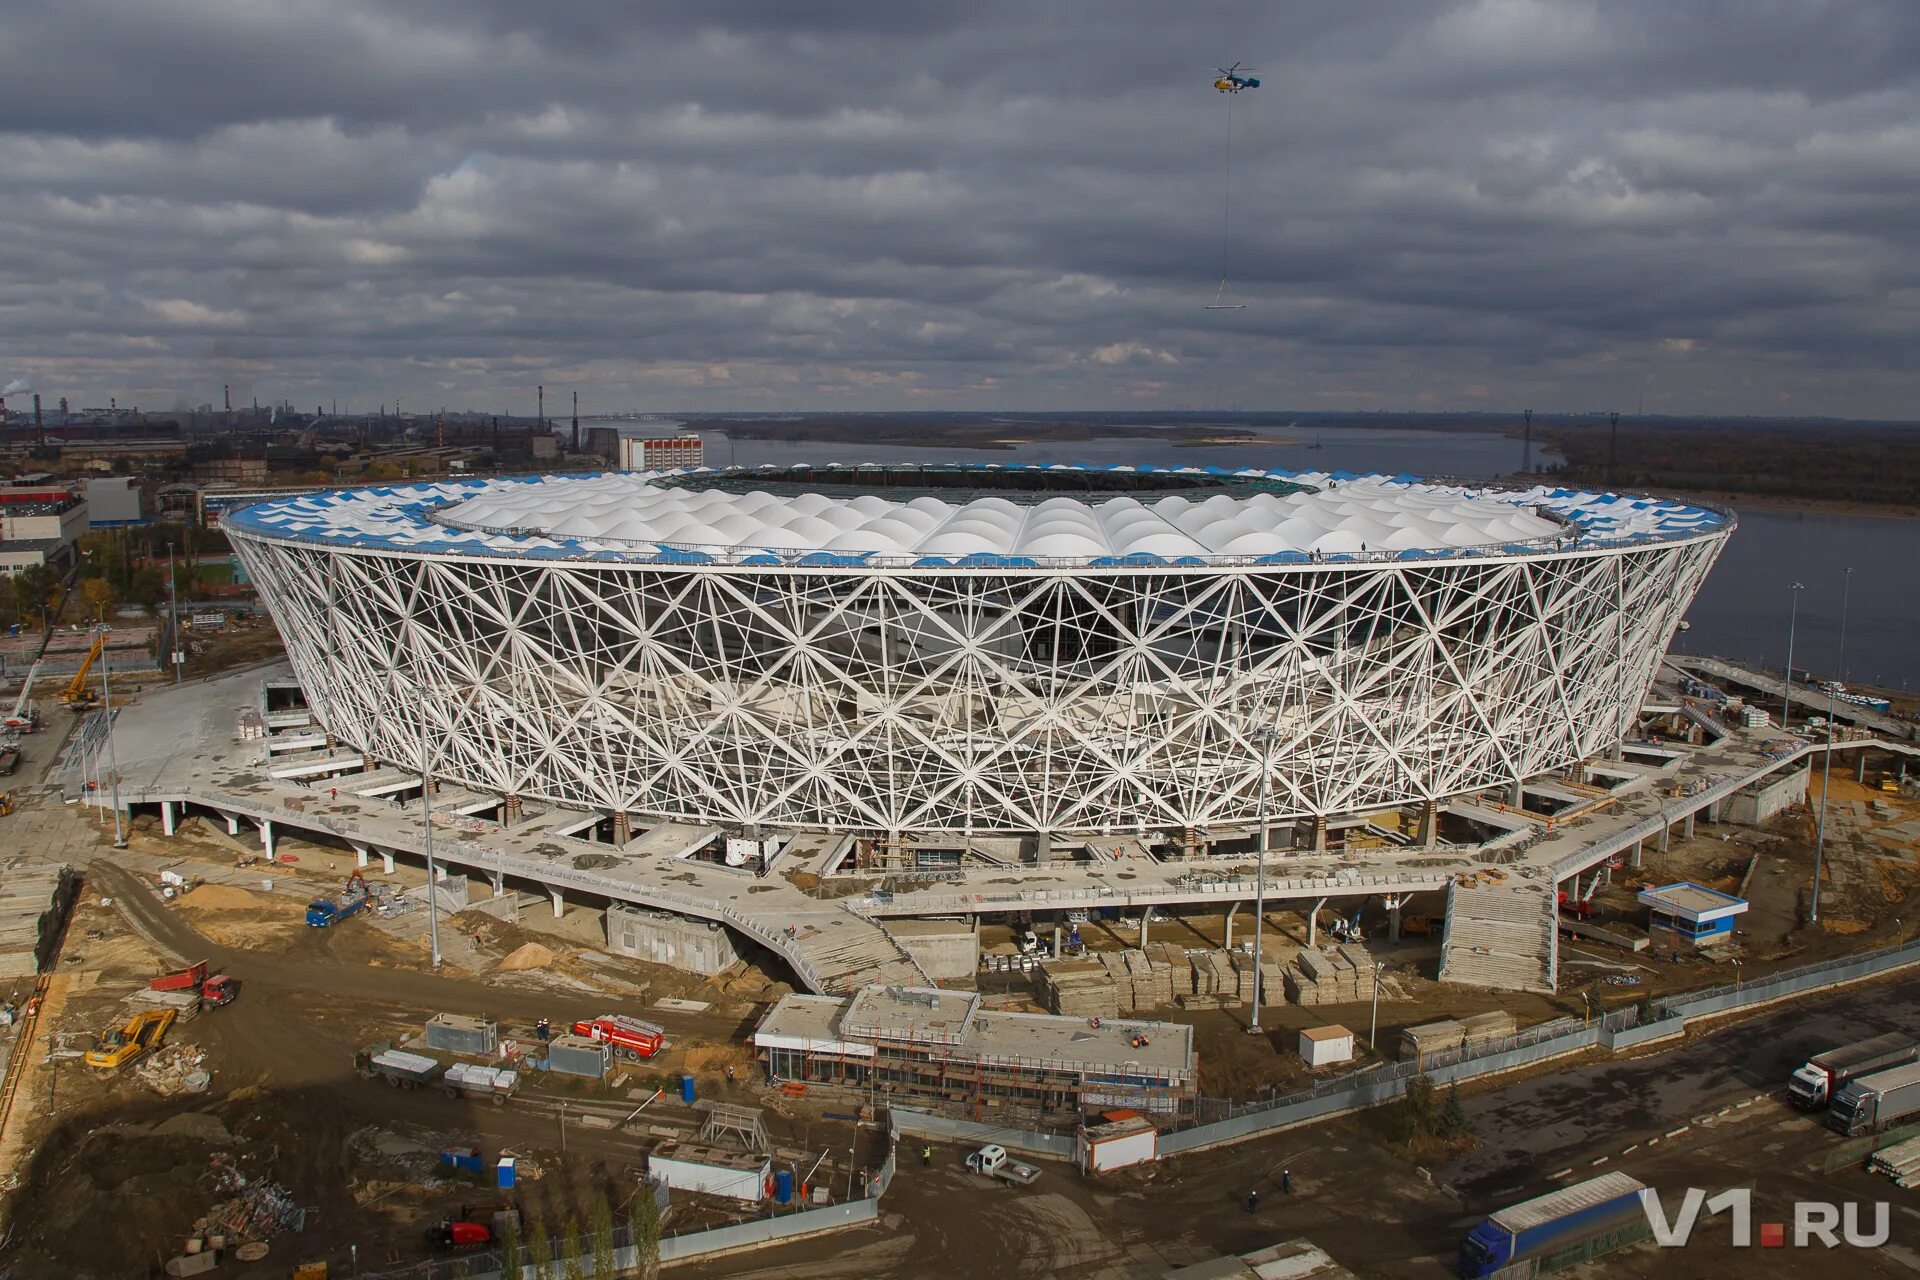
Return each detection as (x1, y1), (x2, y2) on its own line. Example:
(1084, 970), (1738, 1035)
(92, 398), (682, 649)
(752, 985), (1197, 1125)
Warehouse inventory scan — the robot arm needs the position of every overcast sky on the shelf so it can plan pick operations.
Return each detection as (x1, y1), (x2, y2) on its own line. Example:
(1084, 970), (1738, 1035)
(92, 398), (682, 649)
(2, 1), (1917, 418)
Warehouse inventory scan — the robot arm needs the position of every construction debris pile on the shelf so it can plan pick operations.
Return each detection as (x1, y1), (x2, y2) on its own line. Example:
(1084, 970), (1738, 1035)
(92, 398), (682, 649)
(197, 1157), (308, 1247)
(135, 1042), (212, 1096)
(1397, 1011), (1517, 1060)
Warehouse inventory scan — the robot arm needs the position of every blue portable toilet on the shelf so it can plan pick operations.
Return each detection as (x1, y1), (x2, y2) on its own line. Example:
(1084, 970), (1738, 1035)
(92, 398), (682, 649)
(774, 1168), (793, 1204)
(680, 1072), (697, 1104)
(496, 1156), (517, 1190)
(439, 1146), (484, 1175)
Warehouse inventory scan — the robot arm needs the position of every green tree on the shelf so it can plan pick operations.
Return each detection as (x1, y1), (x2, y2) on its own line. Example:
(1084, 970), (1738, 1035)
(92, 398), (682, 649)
(631, 1176), (662, 1280)
(1402, 1073), (1437, 1133)
(528, 1218), (553, 1280)
(15, 564), (60, 630)
(561, 1218), (585, 1280)
(499, 1211), (524, 1280)
(1439, 1083), (1469, 1138)
(589, 1193), (616, 1280)
(125, 566), (164, 611)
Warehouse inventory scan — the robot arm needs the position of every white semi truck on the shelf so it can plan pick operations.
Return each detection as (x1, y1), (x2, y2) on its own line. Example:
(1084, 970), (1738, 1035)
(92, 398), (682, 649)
(1788, 1033), (1918, 1110)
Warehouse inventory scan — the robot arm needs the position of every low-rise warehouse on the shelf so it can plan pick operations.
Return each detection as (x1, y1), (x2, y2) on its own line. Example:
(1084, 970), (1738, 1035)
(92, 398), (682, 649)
(753, 984), (1197, 1124)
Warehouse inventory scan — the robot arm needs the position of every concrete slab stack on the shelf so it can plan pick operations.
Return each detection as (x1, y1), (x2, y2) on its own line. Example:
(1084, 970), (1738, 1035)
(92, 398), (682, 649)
(1283, 947), (1365, 1006)
(1460, 1010), (1517, 1049)
(1398, 1018), (1466, 1060)
(1038, 958), (1120, 1019)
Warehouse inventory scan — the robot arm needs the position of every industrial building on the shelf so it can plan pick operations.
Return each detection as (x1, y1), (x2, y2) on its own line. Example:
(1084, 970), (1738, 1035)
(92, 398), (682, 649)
(618, 434), (705, 471)
(0, 488), (87, 575)
(752, 984), (1197, 1123)
(225, 462), (1729, 856)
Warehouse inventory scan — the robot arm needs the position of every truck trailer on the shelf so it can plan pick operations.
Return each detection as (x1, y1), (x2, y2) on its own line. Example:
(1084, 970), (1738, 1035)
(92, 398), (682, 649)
(1789, 1033), (1918, 1110)
(1458, 1173), (1650, 1278)
(1830, 1061), (1920, 1137)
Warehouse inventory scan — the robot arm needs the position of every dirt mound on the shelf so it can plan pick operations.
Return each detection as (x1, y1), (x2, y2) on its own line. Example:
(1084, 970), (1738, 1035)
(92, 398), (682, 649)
(497, 942), (556, 971)
(684, 1042), (753, 1075)
(178, 884), (267, 912)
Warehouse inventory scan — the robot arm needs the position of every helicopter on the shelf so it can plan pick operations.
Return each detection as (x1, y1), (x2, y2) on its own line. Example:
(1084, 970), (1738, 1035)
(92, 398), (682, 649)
(1213, 62), (1260, 94)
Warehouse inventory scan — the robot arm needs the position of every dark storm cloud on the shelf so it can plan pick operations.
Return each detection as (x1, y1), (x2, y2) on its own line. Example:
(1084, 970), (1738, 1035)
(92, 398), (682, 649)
(1, 0), (1917, 414)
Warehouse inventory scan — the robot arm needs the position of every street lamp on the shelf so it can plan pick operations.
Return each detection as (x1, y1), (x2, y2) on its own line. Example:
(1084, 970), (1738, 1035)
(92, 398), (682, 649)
(167, 541), (181, 684)
(1368, 961), (1385, 1051)
(406, 681), (444, 968)
(97, 625), (125, 849)
(1810, 568), (1852, 925)
(1780, 582), (1805, 727)
(1249, 726), (1279, 1035)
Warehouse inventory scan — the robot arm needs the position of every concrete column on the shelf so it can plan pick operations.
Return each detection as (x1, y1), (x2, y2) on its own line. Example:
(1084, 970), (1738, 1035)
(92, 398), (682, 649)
(1658, 822), (1670, 853)
(1388, 898), (1402, 943)
(1682, 812), (1695, 840)
(1224, 902), (1238, 952)
(222, 812), (241, 836)
(1608, 740), (1624, 763)
(1308, 896), (1327, 948)
(1415, 799), (1438, 846)
(258, 818), (274, 858)
(611, 811), (632, 845)
(1311, 816), (1328, 855)
(381, 851), (395, 875)
(490, 871), (505, 898)
(1138, 911), (1150, 948)
(550, 888), (565, 918)
(1507, 777), (1525, 807)
(1052, 920), (1062, 959)
(1035, 832), (1051, 867)
(161, 801), (177, 837)
(351, 842), (369, 869)
(1857, 754), (1867, 783)
(504, 794), (523, 825)
(1631, 838), (1643, 869)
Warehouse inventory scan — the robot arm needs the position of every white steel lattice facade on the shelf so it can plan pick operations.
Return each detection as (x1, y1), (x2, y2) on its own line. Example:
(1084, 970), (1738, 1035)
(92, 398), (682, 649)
(226, 465), (1731, 839)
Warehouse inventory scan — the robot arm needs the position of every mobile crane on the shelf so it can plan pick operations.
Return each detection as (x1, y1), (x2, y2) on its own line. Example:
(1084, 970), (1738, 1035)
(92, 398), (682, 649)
(59, 631), (107, 710)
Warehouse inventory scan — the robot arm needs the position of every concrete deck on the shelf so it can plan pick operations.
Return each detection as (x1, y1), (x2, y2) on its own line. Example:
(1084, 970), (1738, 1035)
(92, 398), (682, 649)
(76, 661), (1920, 996)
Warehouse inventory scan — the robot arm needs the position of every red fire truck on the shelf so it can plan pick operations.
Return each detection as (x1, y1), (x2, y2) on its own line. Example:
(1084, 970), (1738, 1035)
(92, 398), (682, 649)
(571, 1014), (666, 1060)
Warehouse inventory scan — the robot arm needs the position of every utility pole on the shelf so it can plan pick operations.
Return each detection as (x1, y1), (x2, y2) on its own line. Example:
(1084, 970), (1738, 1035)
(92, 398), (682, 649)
(166, 542), (181, 683)
(1368, 962), (1384, 1050)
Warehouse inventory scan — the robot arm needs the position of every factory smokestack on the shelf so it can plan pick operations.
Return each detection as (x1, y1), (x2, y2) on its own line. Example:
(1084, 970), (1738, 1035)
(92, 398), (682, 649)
(571, 391), (579, 454)
(224, 383), (232, 430)
(34, 393), (43, 444)
(538, 384), (544, 433)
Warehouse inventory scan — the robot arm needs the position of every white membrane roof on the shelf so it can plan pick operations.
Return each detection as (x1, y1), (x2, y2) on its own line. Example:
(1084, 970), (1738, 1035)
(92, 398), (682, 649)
(225, 464), (1731, 568)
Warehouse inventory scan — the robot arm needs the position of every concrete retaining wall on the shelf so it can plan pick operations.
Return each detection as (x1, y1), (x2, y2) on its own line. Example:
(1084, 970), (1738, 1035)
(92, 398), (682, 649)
(607, 901), (742, 975)
(891, 1106), (1078, 1159)
(1726, 765), (1808, 826)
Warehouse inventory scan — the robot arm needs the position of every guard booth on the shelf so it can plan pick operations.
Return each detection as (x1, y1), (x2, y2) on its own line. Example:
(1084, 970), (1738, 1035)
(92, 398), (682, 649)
(1636, 882), (1748, 952)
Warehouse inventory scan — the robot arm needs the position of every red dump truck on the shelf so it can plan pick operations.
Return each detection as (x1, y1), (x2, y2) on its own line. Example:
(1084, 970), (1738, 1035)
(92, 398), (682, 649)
(149, 961), (238, 1008)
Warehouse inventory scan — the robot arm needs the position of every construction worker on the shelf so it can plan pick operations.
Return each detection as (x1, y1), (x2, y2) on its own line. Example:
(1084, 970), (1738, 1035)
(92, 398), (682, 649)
(535, 1017), (550, 1042)
(1282, 1169), (1292, 1195)
(1245, 1189), (1258, 1213)
(922, 1145), (932, 1167)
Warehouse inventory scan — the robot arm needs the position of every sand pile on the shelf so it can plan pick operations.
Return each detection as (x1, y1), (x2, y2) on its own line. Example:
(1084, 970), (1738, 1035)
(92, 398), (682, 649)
(178, 884), (266, 912)
(497, 942), (556, 971)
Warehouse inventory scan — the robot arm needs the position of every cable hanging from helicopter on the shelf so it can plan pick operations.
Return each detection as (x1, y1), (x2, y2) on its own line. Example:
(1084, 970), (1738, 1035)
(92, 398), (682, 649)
(1207, 63), (1260, 310)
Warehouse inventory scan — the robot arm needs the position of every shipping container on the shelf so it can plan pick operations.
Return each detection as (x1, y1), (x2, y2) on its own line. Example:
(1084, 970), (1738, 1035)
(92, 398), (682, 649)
(425, 1013), (498, 1057)
(544, 1034), (611, 1079)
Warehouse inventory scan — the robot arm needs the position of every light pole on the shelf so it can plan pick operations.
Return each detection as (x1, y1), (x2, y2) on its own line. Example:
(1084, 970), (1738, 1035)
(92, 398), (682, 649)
(166, 542), (181, 684)
(1810, 568), (1851, 925)
(1249, 727), (1277, 1035)
(1368, 961), (1384, 1051)
(412, 682), (443, 968)
(98, 626), (125, 849)
(1780, 581), (1805, 727)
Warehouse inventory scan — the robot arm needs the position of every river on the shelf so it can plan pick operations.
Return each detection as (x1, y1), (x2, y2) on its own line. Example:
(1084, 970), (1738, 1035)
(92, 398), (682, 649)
(604, 421), (1917, 690)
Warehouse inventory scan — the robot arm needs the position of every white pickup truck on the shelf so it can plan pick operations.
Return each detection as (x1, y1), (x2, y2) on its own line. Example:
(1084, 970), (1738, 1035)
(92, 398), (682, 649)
(966, 1144), (1041, 1186)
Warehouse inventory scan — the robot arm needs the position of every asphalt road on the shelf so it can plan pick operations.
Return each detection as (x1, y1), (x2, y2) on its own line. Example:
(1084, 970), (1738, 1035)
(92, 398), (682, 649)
(1438, 972), (1920, 1202)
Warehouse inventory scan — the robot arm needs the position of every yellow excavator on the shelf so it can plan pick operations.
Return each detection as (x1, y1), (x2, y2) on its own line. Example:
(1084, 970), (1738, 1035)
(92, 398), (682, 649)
(58, 631), (107, 710)
(84, 1007), (176, 1070)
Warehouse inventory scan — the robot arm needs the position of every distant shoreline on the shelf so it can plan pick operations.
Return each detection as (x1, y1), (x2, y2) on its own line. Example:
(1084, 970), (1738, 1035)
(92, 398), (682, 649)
(1657, 489), (1920, 522)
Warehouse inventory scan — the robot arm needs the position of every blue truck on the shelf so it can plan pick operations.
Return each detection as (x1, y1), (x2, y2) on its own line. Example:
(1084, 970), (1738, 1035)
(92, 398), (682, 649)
(306, 870), (372, 927)
(1458, 1173), (1650, 1277)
